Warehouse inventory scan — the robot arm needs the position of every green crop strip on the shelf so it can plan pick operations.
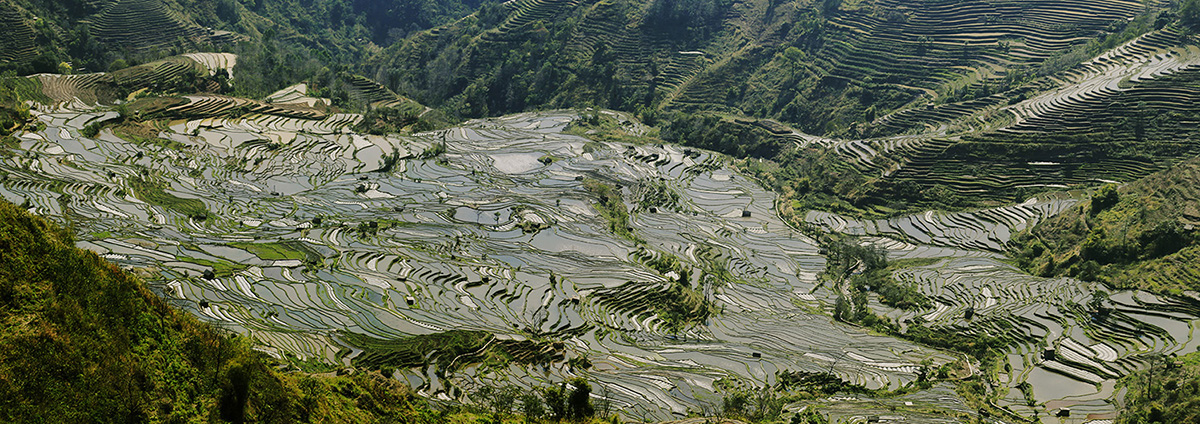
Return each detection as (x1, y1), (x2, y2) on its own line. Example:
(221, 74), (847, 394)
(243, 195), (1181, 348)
(582, 177), (642, 244)
(229, 241), (309, 261)
(130, 177), (209, 220)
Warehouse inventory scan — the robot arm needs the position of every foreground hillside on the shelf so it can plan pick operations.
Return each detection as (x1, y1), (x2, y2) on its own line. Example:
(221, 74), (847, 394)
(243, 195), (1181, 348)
(0, 199), (448, 422)
(1011, 158), (1200, 293)
(1117, 350), (1200, 424)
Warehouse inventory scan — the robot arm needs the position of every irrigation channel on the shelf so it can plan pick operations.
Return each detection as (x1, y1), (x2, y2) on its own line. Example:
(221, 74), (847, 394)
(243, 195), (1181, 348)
(3, 109), (1198, 422)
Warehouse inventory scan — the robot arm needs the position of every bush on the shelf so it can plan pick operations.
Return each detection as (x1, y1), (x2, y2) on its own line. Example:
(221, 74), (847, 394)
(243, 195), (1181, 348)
(1090, 184), (1119, 215)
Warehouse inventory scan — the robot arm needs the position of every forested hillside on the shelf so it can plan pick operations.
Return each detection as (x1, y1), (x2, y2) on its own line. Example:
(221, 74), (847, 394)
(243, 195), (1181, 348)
(0, 0), (498, 96)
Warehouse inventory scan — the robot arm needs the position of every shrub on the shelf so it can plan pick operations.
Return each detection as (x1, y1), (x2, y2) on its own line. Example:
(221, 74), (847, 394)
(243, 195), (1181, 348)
(1090, 184), (1119, 215)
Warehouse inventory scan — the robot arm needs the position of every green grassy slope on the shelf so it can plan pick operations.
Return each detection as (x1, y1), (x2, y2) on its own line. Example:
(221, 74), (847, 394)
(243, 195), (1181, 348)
(1010, 157), (1200, 293)
(0, 199), (452, 423)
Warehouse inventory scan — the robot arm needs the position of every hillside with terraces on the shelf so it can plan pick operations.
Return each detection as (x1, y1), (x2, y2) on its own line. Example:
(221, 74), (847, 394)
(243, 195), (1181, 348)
(371, 0), (1168, 130)
(366, 0), (1200, 217)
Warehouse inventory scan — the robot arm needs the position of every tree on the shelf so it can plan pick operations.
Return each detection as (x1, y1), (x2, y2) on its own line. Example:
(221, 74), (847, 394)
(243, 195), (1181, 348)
(543, 384), (567, 420)
(1090, 184), (1119, 215)
(833, 295), (850, 322)
(822, 0), (842, 16)
(722, 392), (748, 416)
(567, 378), (593, 419)
(522, 391), (545, 423)
(1183, 0), (1200, 31)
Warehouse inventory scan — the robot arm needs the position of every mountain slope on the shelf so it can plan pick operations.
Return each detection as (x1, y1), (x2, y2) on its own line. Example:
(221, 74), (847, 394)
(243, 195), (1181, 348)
(369, 0), (1167, 133)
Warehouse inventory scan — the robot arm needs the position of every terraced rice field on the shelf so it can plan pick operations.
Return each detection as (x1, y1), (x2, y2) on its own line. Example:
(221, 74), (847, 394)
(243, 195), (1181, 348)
(90, 0), (209, 51)
(806, 194), (1079, 252)
(760, 24), (1200, 205)
(3, 103), (1199, 421)
(0, 108), (958, 419)
(808, 202), (1200, 421)
(0, 3), (37, 65)
(671, 0), (1167, 116)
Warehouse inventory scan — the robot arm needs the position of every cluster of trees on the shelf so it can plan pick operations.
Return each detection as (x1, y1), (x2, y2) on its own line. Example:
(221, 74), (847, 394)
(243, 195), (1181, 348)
(1180, 0), (1200, 31)
(218, 0), (498, 46)
(644, 0), (732, 41)
(583, 178), (640, 243)
(634, 178), (681, 212)
(721, 388), (785, 422)
(470, 378), (605, 422)
(355, 105), (446, 135)
(660, 113), (786, 159)
(0, 76), (39, 139)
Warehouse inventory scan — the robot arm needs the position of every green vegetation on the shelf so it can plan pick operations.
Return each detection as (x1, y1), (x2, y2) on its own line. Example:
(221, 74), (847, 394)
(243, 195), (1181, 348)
(229, 241), (312, 261)
(718, 365), (981, 422)
(130, 177), (211, 220)
(344, 330), (564, 372)
(822, 239), (1007, 363)
(655, 278), (714, 335)
(621, 247), (718, 335)
(565, 112), (656, 145)
(1117, 351), (1200, 424)
(662, 113), (789, 159)
(582, 178), (640, 243)
(821, 238), (929, 321)
(1011, 158), (1200, 293)
(355, 105), (445, 135)
(634, 178), (680, 212)
(418, 142), (447, 160)
(0, 74), (44, 142)
(112, 123), (187, 150)
(178, 255), (249, 279)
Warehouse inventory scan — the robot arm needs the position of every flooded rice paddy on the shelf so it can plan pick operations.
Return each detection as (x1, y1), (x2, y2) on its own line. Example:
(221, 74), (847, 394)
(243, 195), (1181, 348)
(3, 109), (1198, 422)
